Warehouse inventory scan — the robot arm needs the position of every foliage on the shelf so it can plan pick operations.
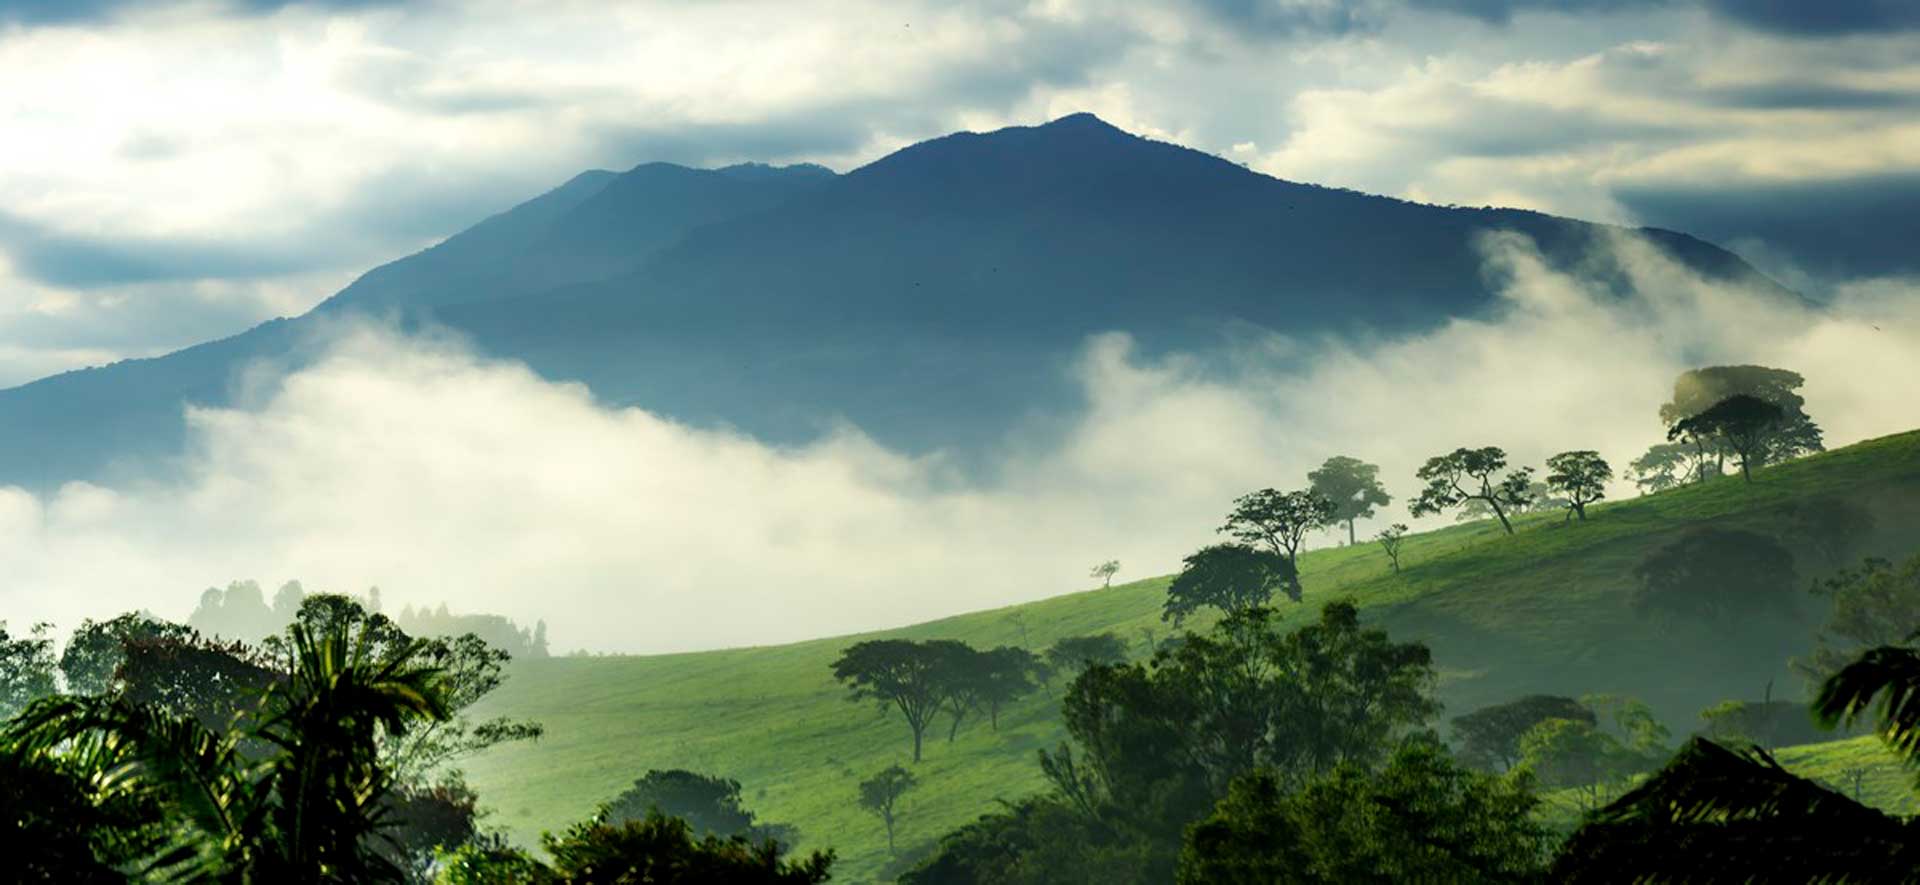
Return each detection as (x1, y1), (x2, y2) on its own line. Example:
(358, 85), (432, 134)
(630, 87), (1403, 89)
(1410, 447), (1534, 535)
(858, 764), (917, 855)
(187, 579), (293, 642)
(1669, 393), (1788, 482)
(970, 646), (1045, 730)
(0, 621), (58, 720)
(1550, 738), (1916, 883)
(1307, 456), (1392, 546)
(4, 615), (451, 880)
(1178, 738), (1550, 884)
(1450, 694), (1594, 772)
(1698, 699), (1823, 750)
(1544, 450), (1611, 521)
(1034, 602), (1438, 878)
(601, 769), (763, 839)
(381, 779), (482, 879)
(58, 612), (192, 698)
(832, 639), (949, 763)
(1630, 528), (1798, 623)
(398, 603), (551, 660)
(1627, 441), (1712, 493)
(1814, 642), (1920, 763)
(1660, 365), (1825, 471)
(1042, 633), (1128, 676)
(1799, 553), (1920, 686)
(541, 812), (834, 883)
(1374, 523), (1407, 573)
(1089, 560), (1121, 589)
(1219, 487), (1337, 595)
(0, 745), (173, 879)
(1162, 543), (1296, 625)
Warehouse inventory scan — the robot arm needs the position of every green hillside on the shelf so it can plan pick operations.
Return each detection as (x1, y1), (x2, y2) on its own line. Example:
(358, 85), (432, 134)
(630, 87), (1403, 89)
(465, 431), (1920, 881)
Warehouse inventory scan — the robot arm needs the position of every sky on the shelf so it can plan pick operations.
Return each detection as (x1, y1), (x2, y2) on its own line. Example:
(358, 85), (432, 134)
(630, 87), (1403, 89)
(1, 0), (1917, 387)
(2, 0), (1919, 651)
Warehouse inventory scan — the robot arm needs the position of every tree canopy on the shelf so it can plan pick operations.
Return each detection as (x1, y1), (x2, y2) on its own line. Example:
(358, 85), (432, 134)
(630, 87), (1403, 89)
(1307, 456), (1392, 546)
(1410, 447), (1534, 535)
(1162, 543), (1296, 625)
(1544, 450), (1611, 521)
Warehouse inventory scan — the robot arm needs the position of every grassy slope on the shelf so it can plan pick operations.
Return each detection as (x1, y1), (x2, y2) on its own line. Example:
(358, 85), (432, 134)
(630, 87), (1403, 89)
(465, 431), (1920, 881)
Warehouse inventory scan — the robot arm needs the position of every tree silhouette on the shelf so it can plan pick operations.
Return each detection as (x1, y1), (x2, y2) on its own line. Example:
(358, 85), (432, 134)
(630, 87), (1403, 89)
(1668, 394), (1785, 482)
(858, 765), (918, 856)
(1090, 560), (1121, 589)
(1545, 450), (1612, 521)
(1375, 523), (1408, 574)
(1220, 488), (1336, 596)
(1410, 447), (1534, 535)
(1307, 456), (1392, 546)
(831, 640), (947, 762)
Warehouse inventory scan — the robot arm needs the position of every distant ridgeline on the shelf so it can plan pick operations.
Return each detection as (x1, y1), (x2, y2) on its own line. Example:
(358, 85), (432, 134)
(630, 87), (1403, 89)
(186, 580), (550, 659)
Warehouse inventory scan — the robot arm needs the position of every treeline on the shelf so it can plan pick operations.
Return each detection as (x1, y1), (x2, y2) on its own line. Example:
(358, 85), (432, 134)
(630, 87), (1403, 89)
(187, 579), (550, 659)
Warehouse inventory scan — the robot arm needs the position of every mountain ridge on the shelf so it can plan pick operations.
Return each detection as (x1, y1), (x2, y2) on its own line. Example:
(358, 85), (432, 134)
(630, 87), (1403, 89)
(0, 113), (1795, 490)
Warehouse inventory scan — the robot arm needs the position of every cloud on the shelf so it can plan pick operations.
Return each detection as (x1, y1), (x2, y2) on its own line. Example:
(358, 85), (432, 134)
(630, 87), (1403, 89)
(0, 0), (401, 26)
(3, 233), (1916, 653)
(1703, 0), (1920, 35)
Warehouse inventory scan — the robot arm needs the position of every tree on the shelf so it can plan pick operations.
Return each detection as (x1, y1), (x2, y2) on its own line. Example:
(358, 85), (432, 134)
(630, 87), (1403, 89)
(1631, 529), (1798, 623)
(1660, 365), (1824, 471)
(5, 615), (451, 880)
(1044, 634), (1128, 678)
(1516, 717), (1638, 812)
(1375, 523), (1408, 574)
(1410, 447), (1534, 535)
(187, 579), (285, 642)
(1220, 487), (1337, 596)
(542, 812), (834, 883)
(602, 769), (755, 834)
(1090, 560), (1121, 589)
(1544, 450), (1612, 521)
(59, 613), (194, 698)
(0, 622), (58, 721)
(1668, 394), (1786, 482)
(1627, 441), (1711, 493)
(973, 646), (1043, 731)
(1178, 738), (1550, 884)
(832, 640), (947, 762)
(1307, 456), (1393, 546)
(859, 765), (918, 856)
(1162, 543), (1296, 625)
(1451, 694), (1595, 772)
(1798, 553), (1920, 686)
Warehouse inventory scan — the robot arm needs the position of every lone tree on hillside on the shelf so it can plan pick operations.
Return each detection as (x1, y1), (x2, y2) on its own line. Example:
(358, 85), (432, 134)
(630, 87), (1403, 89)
(1308, 456), (1393, 546)
(1410, 447), (1535, 535)
(1545, 450), (1613, 521)
(831, 640), (947, 762)
(1668, 394), (1785, 483)
(1220, 488), (1337, 597)
(1162, 543), (1296, 625)
(858, 765), (917, 856)
(1090, 560), (1121, 589)
(1376, 523), (1408, 574)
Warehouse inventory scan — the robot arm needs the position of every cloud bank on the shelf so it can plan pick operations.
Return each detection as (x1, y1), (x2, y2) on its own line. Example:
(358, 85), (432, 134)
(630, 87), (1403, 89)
(1, 234), (1916, 653)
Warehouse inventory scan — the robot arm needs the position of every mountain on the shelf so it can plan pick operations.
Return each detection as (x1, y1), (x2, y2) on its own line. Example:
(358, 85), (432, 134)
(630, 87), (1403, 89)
(0, 113), (1788, 489)
(458, 430), (1920, 879)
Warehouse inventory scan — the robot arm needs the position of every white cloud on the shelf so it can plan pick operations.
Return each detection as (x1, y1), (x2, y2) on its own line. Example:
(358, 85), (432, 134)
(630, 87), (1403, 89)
(2, 233), (1916, 653)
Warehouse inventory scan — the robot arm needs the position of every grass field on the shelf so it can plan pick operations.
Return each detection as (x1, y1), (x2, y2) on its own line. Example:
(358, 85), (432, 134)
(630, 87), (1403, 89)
(464, 430), (1920, 881)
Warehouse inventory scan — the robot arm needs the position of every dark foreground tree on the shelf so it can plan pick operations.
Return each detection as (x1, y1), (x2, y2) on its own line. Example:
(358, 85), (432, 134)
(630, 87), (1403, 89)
(541, 812), (834, 884)
(1410, 447), (1534, 535)
(1307, 456), (1392, 546)
(1450, 694), (1594, 772)
(832, 640), (947, 762)
(1162, 543), (1295, 624)
(5, 617), (451, 880)
(601, 769), (795, 846)
(859, 764), (918, 856)
(1179, 738), (1550, 884)
(1544, 450), (1611, 521)
(0, 621), (57, 720)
